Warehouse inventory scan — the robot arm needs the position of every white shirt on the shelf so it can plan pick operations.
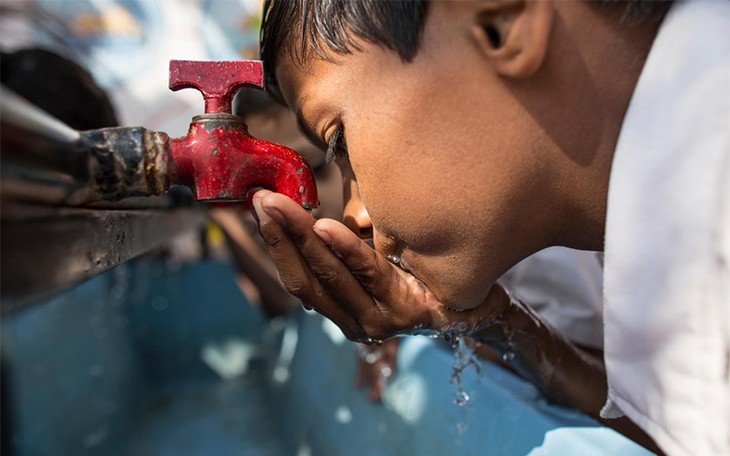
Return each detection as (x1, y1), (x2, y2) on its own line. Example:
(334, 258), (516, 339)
(602, 1), (730, 455)
(500, 247), (604, 350)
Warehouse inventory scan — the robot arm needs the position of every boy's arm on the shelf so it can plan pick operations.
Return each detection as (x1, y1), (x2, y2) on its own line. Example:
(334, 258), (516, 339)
(473, 296), (607, 413)
(475, 297), (662, 454)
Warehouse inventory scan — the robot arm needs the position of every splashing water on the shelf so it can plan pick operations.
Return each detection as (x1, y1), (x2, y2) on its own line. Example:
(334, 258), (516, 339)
(447, 335), (482, 407)
(412, 330), (484, 407)
(411, 331), (483, 441)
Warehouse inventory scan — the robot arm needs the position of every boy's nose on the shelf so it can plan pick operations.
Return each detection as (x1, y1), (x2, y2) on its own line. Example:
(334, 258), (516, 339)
(342, 187), (373, 241)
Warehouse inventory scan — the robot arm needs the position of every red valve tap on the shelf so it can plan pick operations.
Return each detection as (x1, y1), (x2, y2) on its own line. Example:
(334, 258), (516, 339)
(167, 60), (318, 209)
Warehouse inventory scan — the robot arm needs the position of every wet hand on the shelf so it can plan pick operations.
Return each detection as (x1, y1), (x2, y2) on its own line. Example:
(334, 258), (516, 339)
(252, 189), (510, 342)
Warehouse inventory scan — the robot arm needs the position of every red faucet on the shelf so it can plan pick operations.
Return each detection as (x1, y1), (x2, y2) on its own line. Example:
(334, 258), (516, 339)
(167, 60), (318, 209)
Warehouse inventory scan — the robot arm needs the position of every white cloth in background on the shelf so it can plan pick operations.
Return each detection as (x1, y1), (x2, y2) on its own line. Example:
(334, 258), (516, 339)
(500, 247), (604, 350)
(602, 1), (730, 455)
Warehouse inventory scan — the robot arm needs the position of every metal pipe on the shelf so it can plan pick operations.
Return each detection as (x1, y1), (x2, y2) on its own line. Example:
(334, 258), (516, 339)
(0, 85), (87, 178)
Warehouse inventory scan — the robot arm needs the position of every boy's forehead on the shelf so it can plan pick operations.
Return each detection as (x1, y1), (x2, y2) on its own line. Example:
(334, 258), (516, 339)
(274, 33), (435, 146)
(275, 55), (342, 139)
(276, 44), (350, 94)
(276, 52), (321, 110)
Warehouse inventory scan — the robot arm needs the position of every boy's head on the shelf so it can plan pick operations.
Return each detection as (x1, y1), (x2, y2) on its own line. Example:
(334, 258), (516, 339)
(260, 0), (665, 102)
(259, 0), (667, 310)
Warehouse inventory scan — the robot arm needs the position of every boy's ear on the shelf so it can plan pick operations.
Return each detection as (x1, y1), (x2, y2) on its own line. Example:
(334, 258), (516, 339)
(470, 0), (554, 79)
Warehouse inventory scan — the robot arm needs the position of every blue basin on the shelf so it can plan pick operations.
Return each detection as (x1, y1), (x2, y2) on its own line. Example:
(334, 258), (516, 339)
(1, 259), (654, 456)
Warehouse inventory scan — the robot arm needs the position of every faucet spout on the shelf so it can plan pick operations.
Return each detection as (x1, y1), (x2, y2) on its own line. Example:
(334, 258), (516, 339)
(169, 114), (317, 209)
(168, 60), (319, 209)
(1, 61), (319, 209)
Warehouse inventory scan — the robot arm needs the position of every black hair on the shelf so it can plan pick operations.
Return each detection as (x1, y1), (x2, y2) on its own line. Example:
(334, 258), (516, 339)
(260, 0), (429, 103)
(260, 0), (670, 103)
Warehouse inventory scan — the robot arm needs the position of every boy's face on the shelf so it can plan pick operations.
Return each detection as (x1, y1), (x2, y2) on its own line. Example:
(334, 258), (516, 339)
(276, 4), (550, 310)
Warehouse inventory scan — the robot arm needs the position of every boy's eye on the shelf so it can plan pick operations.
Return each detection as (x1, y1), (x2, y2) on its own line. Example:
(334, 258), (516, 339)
(325, 127), (348, 164)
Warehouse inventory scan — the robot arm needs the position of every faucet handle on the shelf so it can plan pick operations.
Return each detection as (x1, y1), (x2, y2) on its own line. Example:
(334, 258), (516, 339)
(169, 60), (264, 115)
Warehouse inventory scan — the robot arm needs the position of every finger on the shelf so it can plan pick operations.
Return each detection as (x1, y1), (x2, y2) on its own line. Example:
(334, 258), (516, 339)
(314, 219), (433, 333)
(258, 192), (383, 325)
(253, 190), (365, 339)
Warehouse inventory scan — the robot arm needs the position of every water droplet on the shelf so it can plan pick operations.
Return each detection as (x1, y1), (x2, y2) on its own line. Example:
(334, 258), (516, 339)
(385, 254), (401, 264)
(450, 336), (481, 407)
(358, 337), (383, 346)
(454, 390), (470, 406)
(501, 351), (515, 362)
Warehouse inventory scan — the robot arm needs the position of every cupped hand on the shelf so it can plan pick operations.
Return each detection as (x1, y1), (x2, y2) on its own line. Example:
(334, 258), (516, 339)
(252, 189), (509, 342)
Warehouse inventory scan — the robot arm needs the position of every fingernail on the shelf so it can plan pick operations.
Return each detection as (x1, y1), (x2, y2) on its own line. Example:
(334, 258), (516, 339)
(252, 193), (270, 225)
(252, 192), (288, 228)
(313, 225), (333, 246)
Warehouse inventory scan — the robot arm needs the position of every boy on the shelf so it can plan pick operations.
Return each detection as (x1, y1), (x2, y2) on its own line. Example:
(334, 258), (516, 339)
(252, 1), (729, 455)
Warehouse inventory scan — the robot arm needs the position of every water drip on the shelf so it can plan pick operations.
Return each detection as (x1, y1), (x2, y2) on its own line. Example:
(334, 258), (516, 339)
(449, 336), (482, 407)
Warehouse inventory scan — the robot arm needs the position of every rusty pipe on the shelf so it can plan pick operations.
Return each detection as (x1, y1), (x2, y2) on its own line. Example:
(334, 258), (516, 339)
(1, 61), (319, 210)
